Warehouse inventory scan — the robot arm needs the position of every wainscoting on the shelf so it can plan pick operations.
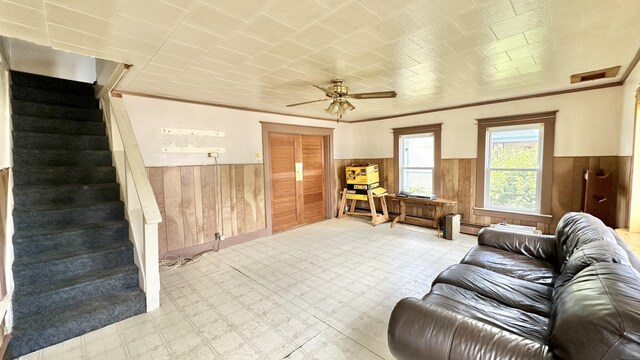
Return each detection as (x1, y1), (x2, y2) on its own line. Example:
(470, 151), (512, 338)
(335, 156), (630, 234)
(147, 164), (266, 257)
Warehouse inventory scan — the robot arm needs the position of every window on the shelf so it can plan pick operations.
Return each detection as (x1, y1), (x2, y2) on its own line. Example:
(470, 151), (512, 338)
(475, 112), (555, 223)
(393, 124), (441, 196)
(485, 124), (543, 212)
(399, 133), (435, 194)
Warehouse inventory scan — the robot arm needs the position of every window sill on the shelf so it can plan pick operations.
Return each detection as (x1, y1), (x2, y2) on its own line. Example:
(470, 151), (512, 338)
(473, 207), (552, 224)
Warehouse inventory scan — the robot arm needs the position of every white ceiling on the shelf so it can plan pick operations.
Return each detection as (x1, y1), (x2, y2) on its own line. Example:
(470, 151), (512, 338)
(0, 0), (639, 121)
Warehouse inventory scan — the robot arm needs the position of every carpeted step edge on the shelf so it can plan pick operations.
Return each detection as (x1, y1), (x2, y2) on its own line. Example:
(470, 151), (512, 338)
(12, 265), (140, 322)
(9, 288), (146, 358)
(11, 85), (99, 109)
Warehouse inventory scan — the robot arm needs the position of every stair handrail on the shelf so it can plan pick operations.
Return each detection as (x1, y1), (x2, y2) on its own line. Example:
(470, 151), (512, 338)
(109, 96), (162, 225)
(96, 63), (161, 311)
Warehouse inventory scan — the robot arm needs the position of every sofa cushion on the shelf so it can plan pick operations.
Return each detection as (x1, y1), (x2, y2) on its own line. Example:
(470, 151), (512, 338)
(461, 246), (558, 286)
(433, 263), (553, 317)
(612, 228), (640, 273)
(555, 212), (618, 269)
(550, 263), (640, 359)
(555, 240), (630, 290)
(423, 283), (550, 344)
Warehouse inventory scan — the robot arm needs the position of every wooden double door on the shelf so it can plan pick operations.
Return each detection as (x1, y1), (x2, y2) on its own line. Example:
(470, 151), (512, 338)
(270, 133), (326, 232)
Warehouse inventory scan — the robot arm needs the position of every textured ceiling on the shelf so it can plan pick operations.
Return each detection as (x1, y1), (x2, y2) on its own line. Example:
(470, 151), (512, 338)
(0, 0), (639, 121)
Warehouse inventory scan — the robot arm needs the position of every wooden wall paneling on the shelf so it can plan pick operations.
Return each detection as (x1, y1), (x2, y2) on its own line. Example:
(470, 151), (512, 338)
(570, 157), (589, 211)
(551, 158), (574, 231)
(200, 165), (217, 243)
(180, 167), (198, 248)
(243, 165), (257, 233)
(234, 165), (246, 235)
(255, 164), (266, 230)
(460, 159), (476, 223)
(617, 157), (631, 228)
(463, 159), (478, 224)
(193, 167), (205, 244)
(147, 168), (168, 256)
(219, 165), (234, 237)
(162, 167), (185, 251)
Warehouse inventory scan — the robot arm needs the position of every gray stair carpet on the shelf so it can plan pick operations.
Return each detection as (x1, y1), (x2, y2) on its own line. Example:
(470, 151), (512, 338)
(9, 70), (146, 358)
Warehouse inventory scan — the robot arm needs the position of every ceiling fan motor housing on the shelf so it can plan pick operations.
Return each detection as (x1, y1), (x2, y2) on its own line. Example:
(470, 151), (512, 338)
(328, 78), (349, 97)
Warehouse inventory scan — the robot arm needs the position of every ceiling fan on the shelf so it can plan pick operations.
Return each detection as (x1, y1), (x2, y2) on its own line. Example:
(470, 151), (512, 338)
(286, 77), (397, 121)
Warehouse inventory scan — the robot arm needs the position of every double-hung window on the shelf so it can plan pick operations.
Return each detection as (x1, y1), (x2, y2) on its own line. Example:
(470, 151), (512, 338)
(475, 112), (555, 223)
(393, 124), (442, 196)
(485, 124), (543, 212)
(399, 133), (435, 194)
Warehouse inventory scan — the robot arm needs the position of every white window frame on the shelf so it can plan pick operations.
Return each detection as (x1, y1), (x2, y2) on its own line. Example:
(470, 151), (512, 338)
(399, 133), (435, 194)
(484, 123), (544, 213)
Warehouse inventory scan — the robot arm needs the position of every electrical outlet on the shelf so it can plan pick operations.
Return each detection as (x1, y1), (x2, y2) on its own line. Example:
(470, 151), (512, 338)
(208, 152), (218, 158)
(256, 152), (263, 162)
(214, 232), (226, 241)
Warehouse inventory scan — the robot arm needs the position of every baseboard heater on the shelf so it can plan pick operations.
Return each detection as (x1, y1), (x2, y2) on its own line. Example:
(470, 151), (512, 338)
(490, 222), (542, 234)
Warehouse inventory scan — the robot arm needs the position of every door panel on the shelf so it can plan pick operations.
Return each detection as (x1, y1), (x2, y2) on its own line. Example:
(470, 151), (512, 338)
(270, 132), (327, 232)
(302, 135), (325, 223)
(270, 133), (298, 232)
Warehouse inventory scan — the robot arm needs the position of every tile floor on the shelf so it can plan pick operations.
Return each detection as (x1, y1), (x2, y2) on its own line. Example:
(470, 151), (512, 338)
(22, 217), (477, 359)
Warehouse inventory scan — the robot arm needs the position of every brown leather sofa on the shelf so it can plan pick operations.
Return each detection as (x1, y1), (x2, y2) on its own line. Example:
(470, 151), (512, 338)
(388, 212), (640, 360)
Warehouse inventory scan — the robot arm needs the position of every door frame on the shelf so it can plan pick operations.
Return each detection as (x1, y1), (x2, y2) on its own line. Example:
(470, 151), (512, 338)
(261, 122), (335, 233)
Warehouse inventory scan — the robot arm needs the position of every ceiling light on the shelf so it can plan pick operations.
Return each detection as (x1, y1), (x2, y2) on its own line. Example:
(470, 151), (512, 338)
(339, 100), (355, 113)
(325, 100), (340, 114)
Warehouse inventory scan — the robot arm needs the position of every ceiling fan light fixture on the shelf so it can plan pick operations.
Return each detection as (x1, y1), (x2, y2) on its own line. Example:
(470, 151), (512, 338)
(325, 100), (340, 114)
(339, 100), (355, 112)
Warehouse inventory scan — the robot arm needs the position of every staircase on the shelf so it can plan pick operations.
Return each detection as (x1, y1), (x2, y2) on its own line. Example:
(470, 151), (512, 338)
(9, 71), (146, 358)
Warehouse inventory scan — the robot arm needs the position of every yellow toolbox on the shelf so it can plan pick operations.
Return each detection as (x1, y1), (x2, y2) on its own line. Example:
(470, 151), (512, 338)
(346, 165), (379, 185)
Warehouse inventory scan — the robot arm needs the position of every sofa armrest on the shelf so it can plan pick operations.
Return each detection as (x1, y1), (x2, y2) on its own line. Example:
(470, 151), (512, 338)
(388, 298), (551, 360)
(478, 227), (557, 263)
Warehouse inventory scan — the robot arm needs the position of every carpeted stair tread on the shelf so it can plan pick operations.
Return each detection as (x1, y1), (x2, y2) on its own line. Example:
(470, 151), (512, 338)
(10, 70), (94, 96)
(14, 263), (139, 300)
(12, 99), (102, 122)
(13, 131), (109, 150)
(11, 288), (146, 358)
(12, 115), (106, 136)
(13, 221), (129, 268)
(12, 265), (139, 323)
(12, 243), (134, 289)
(13, 240), (132, 267)
(13, 200), (124, 232)
(13, 183), (119, 207)
(13, 148), (113, 167)
(12, 166), (116, 186)
(11, 85), (99, 108)
(13, 219), (126, 239)
(14, 199), (123, 213)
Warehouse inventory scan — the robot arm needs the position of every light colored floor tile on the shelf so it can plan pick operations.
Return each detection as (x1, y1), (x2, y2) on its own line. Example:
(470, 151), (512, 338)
(22, 217), (476, 359)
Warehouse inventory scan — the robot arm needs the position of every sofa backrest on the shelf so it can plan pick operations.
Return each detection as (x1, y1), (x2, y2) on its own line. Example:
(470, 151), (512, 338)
(550, 263), (640, 359)
(555, 212), (620, 269)
(554, 240), (630, 290)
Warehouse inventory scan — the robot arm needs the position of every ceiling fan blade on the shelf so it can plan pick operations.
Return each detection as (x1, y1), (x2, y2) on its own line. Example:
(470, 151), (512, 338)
(313, 84), (338, 97)
(286, 98), (329, 107)
(351, 91), (397, 99)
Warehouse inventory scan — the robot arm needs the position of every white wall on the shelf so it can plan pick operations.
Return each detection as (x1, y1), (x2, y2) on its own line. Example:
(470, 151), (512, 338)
(123, 95), (352, 166)
(619, 65), (640, 156)
(4, 38), (95, 83)
(350, 86), (625, 159)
